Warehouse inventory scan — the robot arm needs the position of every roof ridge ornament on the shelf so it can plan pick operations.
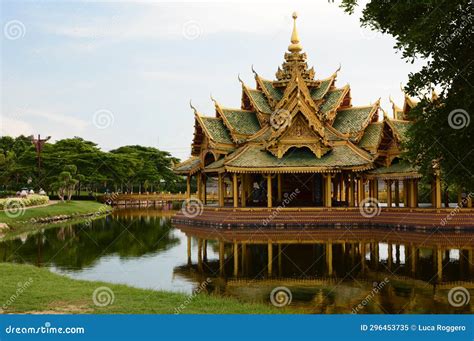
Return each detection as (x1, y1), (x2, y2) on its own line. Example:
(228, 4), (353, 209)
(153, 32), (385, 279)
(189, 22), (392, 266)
(274, 12), (316, 87)
(288, 12), (302, 53)
(251, 64), (258, 76)
(189, 100), (199, 116)
(210, 93), (219, 107)
(237, 73), (244, 86)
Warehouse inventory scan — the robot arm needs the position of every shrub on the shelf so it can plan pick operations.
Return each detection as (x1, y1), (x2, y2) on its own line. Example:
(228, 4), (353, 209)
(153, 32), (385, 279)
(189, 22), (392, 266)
(0, 195), (49, 210)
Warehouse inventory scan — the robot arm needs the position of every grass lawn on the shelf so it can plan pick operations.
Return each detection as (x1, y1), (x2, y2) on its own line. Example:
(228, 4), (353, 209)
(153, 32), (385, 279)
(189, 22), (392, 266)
(0, 263), (284, 314)
(0, 201), (110, 240)
(0, 201), (107, 226)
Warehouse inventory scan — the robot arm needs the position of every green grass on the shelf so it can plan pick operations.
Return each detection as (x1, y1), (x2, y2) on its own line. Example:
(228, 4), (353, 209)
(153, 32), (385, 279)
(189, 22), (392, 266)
(0, 201), (110, 240)
(0, 200), (107, 225)
(0, 263), (284, 314)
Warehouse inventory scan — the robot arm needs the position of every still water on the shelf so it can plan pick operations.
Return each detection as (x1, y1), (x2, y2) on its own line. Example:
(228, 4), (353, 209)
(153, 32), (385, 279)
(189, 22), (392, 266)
(1, 208), (473, 314)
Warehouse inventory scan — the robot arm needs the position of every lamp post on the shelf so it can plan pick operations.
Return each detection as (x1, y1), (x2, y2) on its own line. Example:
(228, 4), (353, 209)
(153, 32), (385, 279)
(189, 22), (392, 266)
(29, 134), (51, 183)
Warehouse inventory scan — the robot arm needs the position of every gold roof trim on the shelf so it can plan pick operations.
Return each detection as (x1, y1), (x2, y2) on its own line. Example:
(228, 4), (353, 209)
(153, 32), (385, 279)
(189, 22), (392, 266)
(224, 164), (374, 174)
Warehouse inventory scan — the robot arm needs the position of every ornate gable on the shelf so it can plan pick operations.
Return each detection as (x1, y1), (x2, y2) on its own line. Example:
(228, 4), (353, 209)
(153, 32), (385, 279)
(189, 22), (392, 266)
(266, 113), (330, 158)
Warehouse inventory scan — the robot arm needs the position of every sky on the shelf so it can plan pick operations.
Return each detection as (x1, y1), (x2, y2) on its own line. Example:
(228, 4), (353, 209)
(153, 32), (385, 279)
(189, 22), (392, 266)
(0, 0), (425, 161)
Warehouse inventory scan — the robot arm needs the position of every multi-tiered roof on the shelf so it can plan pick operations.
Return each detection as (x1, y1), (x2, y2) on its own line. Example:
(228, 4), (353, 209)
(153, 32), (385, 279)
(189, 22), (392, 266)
(174, 13), (417, 178)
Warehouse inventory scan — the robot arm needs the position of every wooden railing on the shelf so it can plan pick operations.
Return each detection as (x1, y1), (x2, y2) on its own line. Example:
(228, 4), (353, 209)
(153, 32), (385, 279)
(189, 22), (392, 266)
(97, 192), (218, 204)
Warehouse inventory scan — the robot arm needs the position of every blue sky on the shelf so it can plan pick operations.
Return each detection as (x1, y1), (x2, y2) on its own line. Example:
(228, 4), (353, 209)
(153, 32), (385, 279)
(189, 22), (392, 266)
(1, 0), (424, 160)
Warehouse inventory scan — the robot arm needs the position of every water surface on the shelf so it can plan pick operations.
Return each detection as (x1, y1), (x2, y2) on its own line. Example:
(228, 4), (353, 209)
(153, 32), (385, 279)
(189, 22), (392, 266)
(1, 208), (472, 314)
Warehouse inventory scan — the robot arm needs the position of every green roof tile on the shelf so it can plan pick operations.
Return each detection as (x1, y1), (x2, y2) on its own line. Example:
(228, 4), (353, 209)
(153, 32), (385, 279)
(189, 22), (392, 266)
(324, 128), (345, 142)
(368, 161), (418, 175)
(332, 106), (374, 134)
(358, 123), (383, 150)
(391, 120), (412, 141)
(249, 127), (272, 142)
(248, 89), (273, 114)
(310, 79), (332, 100)
(320, 89), (346, 114)
(221, 109), (261, 136)
(174, 157), (201, 173)
(262, 80), (283, 101)
(201, 117), (233, 144)
(226, 145), (371, 169)
(204, 157), (225, 170)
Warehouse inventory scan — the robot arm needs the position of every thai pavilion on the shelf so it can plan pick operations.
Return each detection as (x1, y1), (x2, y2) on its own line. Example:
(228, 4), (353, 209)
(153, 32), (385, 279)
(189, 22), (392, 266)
(173, 13), (450, 211)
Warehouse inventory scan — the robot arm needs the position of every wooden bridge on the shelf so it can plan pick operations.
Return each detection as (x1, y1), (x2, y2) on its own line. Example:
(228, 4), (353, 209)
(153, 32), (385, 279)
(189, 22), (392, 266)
(97, 192), (218, 207)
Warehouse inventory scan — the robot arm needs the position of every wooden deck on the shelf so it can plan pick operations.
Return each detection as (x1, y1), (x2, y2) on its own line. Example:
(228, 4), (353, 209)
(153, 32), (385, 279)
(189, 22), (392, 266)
(172, 206), (474, 230)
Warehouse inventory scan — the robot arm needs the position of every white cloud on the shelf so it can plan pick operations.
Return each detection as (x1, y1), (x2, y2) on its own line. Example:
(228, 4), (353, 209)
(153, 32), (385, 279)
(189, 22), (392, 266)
(22, 109), (89, 130)
(0, 117), (34, 137)
(43, 2), (358, 42)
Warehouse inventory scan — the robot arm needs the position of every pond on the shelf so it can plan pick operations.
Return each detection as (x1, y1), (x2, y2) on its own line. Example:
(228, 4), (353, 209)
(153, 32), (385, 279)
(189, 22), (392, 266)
(1, 208), (473, 314)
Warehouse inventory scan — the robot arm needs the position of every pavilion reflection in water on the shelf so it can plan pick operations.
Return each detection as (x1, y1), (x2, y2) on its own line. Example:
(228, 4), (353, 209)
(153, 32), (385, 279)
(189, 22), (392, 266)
(174, 225), (474, 313)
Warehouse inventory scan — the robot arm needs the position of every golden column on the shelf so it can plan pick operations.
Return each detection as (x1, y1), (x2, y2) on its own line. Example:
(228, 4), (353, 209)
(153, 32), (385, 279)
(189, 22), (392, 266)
(233, 241), (239, 277)
(340, 174), (346, 202)
(233, 173), (239, 208)
(357, 178), (365, 206)
(348, 175), (355, 207)
(386, 180), (392, 208)
(278, 244), (283, 276)
(394, 180), (400, 207)
(435, 174), (442, 209)
(409, 179), (418, 208)
(268, 241), (273, 276)
(277, 174), (283, 202)
(219, 240), (225, 276)
(436, 246), (443, 281)
(373, 179), (379, 200)
(202, 175), (207, 205)
(218, 173), (225, 207)
(360, 242), (366, 271)
(267, 175), (273, 208)
(196, 173), (202, 201)
(186, 175), (191, 199)
(240, 174), (246, 208)
(187, 236), (192, 265)
(197, 238), (203, 272)
(203, 240), (208, 261)
(241, 243), (247, 276)
(388, 243), (393, 269)
(403, 180), (409, 207)
(432, 159), (442, 209)
(324, 174), (332, 207)
(410, 245), (417, 273)
(326, 241), (333, 276)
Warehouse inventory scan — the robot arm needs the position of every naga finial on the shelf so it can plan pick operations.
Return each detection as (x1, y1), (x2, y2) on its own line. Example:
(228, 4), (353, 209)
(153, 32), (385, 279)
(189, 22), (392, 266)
(210, 93), (218, 106)
(251, 64), (258, 76)
(189, 100), (198, 115)
(237, 73), (244, 85)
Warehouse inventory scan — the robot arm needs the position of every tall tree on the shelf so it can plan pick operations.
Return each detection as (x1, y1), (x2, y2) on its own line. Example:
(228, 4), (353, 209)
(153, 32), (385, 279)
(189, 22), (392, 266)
(341, 0), (473, 191)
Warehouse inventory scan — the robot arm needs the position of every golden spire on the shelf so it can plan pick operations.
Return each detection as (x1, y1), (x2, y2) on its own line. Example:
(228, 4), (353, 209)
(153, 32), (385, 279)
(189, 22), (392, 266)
(288, 12), (302, 53)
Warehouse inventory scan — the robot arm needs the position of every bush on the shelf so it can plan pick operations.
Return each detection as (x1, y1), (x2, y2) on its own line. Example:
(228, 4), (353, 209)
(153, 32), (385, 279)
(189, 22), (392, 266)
(0, 195), (49, 210)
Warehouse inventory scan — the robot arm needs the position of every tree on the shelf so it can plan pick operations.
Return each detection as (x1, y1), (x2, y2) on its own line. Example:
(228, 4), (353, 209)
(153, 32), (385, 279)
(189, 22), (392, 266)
(341, 0), (473, 191)
(0, 136), (187, 195)
(52, 165), (79, 201)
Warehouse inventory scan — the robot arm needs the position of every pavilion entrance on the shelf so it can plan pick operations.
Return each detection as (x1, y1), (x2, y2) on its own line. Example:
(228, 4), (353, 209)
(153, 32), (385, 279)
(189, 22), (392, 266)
(277, 173), (323, 207)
